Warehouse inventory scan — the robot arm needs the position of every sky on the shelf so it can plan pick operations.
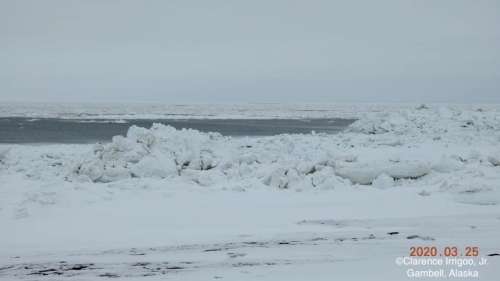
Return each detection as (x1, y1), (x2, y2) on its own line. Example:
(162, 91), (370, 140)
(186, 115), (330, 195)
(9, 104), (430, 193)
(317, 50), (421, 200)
(0, 0), (499, 103)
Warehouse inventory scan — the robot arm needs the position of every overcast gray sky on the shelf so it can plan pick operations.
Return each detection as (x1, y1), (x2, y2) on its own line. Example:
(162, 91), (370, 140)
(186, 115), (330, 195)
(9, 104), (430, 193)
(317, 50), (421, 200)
(1, 0), (499, 103)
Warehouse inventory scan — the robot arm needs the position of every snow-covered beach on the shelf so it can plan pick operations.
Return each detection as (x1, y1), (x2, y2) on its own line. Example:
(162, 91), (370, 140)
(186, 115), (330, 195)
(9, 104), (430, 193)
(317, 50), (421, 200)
(1, 103), (499, 280)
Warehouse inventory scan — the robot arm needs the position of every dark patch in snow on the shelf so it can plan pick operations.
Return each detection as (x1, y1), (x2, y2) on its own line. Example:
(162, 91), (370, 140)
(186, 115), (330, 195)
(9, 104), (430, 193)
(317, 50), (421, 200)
(0, 236), (368, 279)
(243, 241), (266, 246)
(28, 268), (63, 276)
(205, 248), (224, 252)
(232, 262), (260, 267)
(70, 264), (91, 270)
(100, 273), (120, 278)
(228, 253), (247, 258)
(166, 266), (184, 270)
(407, 235), (435, 241)
(310, 238), (327, 241)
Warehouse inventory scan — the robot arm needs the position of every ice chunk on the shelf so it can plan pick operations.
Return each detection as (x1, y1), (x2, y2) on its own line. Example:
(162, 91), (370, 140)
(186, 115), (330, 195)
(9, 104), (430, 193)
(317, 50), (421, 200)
(488, 153), (500, 166)
(372, 173), (395, 189)
(378, 121), (392, 132)
(200, 154), (214, 170)
(0, 146), (11, 159)
(467, 150), (481, 161)
(181, 169), (226, 187)
(335, 161), (430, 184)
(111, 135), (136, 152)
(432, 157), (452, 173)
(311, 166), (334, 187)
(269, 170), (288, 189)
(137, 133), (156, 147)
(99, 167), (131, 183)
(126, 125), (156, 146)
(315, 175), (348, 189)
(77, 160), (104, 181)
(239, 153), (257, 165)
(177, 151), (195, 166)
(92, 142), (104, 155)
(286, 169), (300, 182)
(131, 156), (178, 178)
(123, 144), (149, 163)
(297, 162), (316, 174)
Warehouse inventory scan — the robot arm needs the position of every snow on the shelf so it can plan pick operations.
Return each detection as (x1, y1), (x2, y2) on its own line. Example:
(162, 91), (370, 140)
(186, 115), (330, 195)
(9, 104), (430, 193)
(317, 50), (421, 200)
(1, 104), (500, 280)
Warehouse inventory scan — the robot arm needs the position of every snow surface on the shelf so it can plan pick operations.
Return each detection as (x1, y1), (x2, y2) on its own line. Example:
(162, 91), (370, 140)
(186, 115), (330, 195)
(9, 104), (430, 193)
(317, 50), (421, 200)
(1, 104), (500, 280)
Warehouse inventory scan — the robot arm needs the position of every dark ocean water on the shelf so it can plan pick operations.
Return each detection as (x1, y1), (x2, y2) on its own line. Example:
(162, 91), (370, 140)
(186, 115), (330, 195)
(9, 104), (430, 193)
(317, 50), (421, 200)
(0, 118), (355, 144)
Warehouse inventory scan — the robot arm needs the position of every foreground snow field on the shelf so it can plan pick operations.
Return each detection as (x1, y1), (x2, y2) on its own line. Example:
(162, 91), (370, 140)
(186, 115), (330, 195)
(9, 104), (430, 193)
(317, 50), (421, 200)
(1, 104), (500, 280)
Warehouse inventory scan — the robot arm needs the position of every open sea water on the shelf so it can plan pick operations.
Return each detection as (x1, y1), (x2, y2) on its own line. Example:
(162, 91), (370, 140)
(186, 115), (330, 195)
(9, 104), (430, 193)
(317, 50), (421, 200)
(0, 118), (355, 144)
